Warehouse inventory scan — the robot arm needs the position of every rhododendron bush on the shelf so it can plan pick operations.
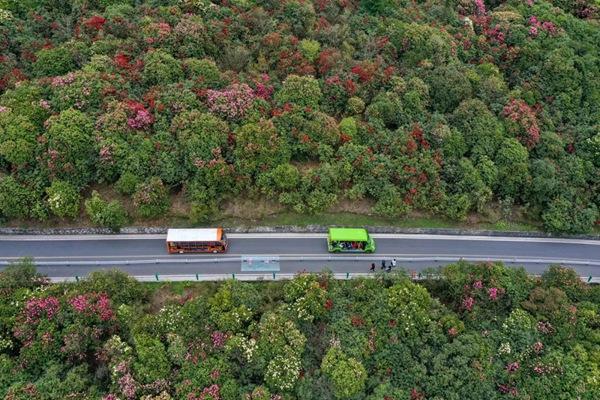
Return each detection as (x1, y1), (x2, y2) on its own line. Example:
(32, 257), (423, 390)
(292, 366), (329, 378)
(0, 261), (598, 399)
(0, 0), (598, 233)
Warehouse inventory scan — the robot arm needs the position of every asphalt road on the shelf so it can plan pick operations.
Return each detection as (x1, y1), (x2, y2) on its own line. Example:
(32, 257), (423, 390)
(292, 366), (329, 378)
(0, 233), (599, 278)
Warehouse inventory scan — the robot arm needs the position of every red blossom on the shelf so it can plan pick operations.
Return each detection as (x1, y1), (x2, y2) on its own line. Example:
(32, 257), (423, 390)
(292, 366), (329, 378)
(85, 15), (107, 31)
(114, 53), (130, 69)
(503, 98), (540, 148)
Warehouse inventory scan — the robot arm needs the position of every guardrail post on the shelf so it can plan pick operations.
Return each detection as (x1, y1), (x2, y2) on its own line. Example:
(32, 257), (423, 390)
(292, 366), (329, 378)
(272, 272), (276, 280)
(155, 273), (159, 281)
(232, 273), (235, 280)
(75, 275), (79, 282)
(346, 272), (349, 279)
(588, 276), (592, 283)
(195, 273), (199, 281)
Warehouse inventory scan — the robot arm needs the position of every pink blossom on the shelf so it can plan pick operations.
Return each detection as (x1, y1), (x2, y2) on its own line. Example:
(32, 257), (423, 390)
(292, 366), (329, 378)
(207, 83), (255, 120)
(532, 341), (544, 353)
(96, 293), (114, 321)
(474, 0), (486, 16)
(529, 26), (538, 37)
(473, 280), (483, 289)
(51, 72), (76, 87)
(488, 287), (499, 300)
(503, 98), (540, 148)
(462, 296), (475, 311)
(533, 365), (543, 374)
(211, 331), (226, 348)
(199, 384), (220, 400)
(127, 109), (154, 129)
(537, 321), (554, 334)
(253, 74), (273, 100)
(118, 373), (137, 400)
(541, 21), (557, 35)
(506, 361), (520, 373)
(102, 395), (119, 400)
(70, 295), (90, 313)
(23, 296), (60, 324)
(99, 145), (113, 162)
(39, 99), (51, 110)
(448, 327), (458, 336)
(0, 106), (9, 113)
(210, 368), (220, 381)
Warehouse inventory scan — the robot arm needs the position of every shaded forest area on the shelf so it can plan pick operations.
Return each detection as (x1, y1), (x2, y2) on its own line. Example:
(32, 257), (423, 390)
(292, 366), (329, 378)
(0, 1), (599, 232)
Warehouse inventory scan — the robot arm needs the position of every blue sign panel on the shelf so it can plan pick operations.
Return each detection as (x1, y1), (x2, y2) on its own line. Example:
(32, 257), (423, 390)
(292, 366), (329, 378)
(241, 255), (280, 272)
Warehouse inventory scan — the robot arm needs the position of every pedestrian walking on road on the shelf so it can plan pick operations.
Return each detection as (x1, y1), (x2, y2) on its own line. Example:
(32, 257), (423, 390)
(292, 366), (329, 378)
(370, 263), (376, 272)
(381, 260), (386, 270)
(391, 258), (397, 268)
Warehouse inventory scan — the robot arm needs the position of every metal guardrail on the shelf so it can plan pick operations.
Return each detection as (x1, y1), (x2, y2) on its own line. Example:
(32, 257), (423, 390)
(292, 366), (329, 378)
(48, 272), (600, 284)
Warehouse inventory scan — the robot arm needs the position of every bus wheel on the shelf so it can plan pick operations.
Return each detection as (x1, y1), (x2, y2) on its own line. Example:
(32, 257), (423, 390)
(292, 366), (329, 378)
(179, 251), (183, 254)
(212, 250), (218, 254)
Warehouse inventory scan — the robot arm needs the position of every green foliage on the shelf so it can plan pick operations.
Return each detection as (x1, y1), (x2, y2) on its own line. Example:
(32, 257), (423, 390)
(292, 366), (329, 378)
(133, 334), (171, 384)
(234, 119), (290, 178)
(542, 196), (598, 234)
(32, 47), (76, 77)
(43, 108), (95, 187)
(115, 171), (140, 196)
(0, 261), (598, 398)
(143, 49), (184, 86)
(0, 0), (598, 233)
(275, 75), (322, 108)
(46, 180), (81, 219)
(0, 176), (34, 219)
(0, 111), (38, 167)
(78, 269), (147, 305)
(0, 258), (45, 290)
(132, 177), (170, 219)
(84, 190), (128, 231)
(321, 347), (367, 399)
(298, 39), (320, 62)
(494, 138), (529, 200)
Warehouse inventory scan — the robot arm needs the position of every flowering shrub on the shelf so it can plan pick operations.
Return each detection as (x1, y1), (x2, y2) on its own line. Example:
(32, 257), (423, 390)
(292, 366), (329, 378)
(132, 177), (170, 219)
(503, 98), (540, 148)
(206, 83), (255, 121)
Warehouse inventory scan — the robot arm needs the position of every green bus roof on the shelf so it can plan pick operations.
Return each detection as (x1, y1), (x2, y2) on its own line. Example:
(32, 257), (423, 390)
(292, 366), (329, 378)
(328, 228), (369, 242)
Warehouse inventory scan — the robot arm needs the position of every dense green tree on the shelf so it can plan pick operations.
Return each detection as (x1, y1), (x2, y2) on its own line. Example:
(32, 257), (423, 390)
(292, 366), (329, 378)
(43, 109), (95, 187)
(132, 177), (170, 219)
(133, 334), (171, 384)
(84, 191), (128, 231)
(494, 138), (529, 200)
(275, 75), (322, 108)
(32, 47), (76, 77)
(143, 49), (184, 86)
(0, 111), (38, 167)
(46, 180), (81, 219)
(234, 119), (290, 179)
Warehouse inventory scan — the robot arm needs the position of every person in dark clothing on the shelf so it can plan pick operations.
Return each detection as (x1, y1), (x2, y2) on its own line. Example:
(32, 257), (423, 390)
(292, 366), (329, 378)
(386, 264), (392, 273)
(381, 260), (386, 270)
(370, 263), (376, 272)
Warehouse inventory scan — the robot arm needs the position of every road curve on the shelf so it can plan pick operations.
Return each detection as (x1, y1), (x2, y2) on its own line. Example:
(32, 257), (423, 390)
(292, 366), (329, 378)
(0, 233), (599, 278)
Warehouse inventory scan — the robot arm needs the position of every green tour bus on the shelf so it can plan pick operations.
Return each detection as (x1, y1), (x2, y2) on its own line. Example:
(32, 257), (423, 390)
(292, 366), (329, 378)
(327, 228), (376, 253)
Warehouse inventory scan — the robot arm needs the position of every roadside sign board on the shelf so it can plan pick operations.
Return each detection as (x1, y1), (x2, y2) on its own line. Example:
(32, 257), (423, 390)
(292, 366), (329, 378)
(241, 255), (280, 272)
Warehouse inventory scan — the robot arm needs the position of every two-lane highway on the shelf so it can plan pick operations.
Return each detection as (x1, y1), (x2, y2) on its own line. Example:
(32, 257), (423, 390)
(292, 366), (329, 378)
(0, 233), (599, 278)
